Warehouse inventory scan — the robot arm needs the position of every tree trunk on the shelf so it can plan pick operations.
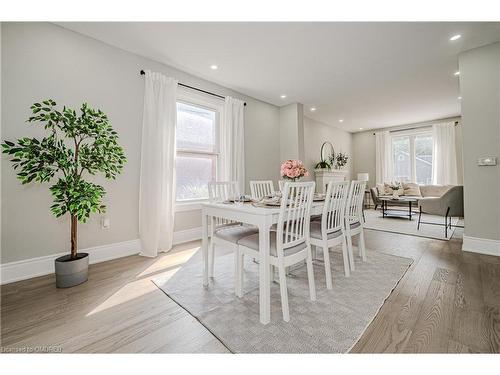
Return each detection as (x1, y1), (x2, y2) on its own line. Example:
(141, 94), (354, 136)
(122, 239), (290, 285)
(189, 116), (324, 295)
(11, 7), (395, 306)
(71, 215), (78, 259)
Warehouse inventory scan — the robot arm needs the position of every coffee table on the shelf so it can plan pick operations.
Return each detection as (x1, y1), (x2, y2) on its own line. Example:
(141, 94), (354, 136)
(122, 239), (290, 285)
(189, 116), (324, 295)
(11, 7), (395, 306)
(379, 196), (419, 220)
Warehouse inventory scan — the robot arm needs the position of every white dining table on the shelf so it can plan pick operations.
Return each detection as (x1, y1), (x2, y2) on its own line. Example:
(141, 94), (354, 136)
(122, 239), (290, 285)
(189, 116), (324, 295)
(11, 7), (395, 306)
(201, 200), (324, 324)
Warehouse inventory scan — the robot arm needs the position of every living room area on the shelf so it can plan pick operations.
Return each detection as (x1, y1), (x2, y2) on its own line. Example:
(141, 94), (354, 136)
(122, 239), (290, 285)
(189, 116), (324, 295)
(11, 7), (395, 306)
(352, 116), (464, 241)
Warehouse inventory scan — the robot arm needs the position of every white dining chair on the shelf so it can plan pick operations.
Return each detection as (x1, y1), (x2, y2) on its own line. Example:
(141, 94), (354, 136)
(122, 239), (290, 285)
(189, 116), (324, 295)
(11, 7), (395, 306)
(344, 180), (367, 271)
(250, 180), (275, 200)
(309, 181), (350, 289)
(278, 180), (286, 192)
(207, 181), (258, 283)
(236, 181), (316, 322)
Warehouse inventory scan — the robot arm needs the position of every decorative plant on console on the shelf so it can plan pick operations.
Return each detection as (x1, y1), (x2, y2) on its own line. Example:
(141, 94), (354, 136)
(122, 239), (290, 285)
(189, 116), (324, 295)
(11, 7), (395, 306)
(314, 141), (335, 170)
(280, 159), (309, 181)
(2, 100), (126, 288)
(334, 152), (349, 169)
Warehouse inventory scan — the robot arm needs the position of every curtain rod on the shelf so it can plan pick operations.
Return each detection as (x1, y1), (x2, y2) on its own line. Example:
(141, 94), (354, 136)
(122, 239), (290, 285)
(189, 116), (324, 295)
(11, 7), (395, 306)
(140, 70), (246, 106)
(372, 121), (459, 135)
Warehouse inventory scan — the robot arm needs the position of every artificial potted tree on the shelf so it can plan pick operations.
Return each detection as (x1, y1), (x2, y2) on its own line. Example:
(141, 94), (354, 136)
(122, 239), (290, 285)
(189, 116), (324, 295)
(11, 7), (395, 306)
(2, 100), (126, 288)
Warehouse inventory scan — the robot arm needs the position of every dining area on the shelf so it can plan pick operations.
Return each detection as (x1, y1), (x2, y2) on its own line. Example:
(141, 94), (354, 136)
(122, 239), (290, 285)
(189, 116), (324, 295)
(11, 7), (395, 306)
(200, 160), (368, 325)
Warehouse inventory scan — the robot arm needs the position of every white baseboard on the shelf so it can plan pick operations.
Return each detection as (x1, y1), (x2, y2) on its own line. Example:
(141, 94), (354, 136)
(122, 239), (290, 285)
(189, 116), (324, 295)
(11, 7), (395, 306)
(173, 226), (202, 245)
(462, 235), (500, 256)
(0, 227), (203, 285)
(0, 239), (142, 285)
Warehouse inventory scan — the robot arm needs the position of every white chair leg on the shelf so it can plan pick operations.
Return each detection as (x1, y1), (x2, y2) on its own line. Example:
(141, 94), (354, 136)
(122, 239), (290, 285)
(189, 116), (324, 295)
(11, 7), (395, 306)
(236, 251), (244, 298)
(359, 230), (367, 262)
(306, 245), (317, 301)
(322, 243), (333, 289)
(277, 261), (290, 322)
(208, 241), (215, 278)
(346, 233), (355, 271)
(341, 237), (350, 277)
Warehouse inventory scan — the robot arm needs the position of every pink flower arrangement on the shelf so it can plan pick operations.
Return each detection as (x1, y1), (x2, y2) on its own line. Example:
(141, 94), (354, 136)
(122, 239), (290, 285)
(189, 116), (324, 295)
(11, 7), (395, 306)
(280, 159), (309, 181)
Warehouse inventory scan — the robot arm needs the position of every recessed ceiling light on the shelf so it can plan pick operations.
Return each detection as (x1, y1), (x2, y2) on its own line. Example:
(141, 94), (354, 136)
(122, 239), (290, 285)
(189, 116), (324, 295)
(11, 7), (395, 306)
(280, 94), (287, 99)
(210, 65), (218, 70)
(450, 34), (461, 41)
(359, 128), (363, 130)
(310, 107), (316, 112)
(458, 96), (462, 100)
(454, 71), (460, 76)
(339, 119), (344, 123)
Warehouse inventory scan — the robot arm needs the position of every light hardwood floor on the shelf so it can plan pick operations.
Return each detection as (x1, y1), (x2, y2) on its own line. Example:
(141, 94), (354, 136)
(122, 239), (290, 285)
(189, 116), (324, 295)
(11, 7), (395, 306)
(1, 229), (499, 353)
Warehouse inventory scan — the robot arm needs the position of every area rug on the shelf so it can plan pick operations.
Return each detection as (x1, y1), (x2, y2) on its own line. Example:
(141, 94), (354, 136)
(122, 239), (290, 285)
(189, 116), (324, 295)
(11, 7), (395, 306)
(363, 209), (460, 240)
(153, 247), (412, 353)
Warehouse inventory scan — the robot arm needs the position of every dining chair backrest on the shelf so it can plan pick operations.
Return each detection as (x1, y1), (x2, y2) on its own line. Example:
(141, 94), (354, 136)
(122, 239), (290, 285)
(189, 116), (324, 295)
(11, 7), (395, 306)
(250, 180), (275, 200)
(278, 180), (285, 192)
(208, 181), (239, 227)
(276, 181), (315, 257)
(208, 181), (239, 203)
(345, 180), (366, 226)
(321, 181), (350, 236)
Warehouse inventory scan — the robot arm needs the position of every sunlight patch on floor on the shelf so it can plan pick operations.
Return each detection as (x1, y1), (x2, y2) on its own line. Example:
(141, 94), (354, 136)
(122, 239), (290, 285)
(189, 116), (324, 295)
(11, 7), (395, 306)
(136, 245), (200, 278)
(85, 245), (199, 317)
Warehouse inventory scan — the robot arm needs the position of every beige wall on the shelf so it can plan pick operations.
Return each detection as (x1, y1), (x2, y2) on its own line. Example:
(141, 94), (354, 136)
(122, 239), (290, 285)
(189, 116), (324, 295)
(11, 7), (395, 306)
(459, 42), (500, 241)
(352, 116), (463, 188)
(303, 116), (353, 182)
(1, 22), (281, 263)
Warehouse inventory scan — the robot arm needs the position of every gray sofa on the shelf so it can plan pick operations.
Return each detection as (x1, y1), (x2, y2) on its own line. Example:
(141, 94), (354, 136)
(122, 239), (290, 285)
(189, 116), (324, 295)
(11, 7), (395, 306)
(370, 184), (453, 210)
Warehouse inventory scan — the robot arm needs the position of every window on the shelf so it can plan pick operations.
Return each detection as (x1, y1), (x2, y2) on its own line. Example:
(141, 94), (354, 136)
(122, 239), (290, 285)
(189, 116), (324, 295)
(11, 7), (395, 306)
(392, 130), (433, 184)
(175, 94), (221, 204)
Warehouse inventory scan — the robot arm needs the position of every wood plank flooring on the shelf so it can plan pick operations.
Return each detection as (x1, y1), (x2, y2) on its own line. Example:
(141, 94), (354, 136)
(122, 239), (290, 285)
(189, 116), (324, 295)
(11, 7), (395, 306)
(1, 228), (499, 353)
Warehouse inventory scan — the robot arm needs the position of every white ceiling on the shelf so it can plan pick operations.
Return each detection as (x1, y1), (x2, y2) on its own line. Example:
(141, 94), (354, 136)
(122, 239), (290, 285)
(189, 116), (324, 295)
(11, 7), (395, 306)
(57, 22), (500, 132)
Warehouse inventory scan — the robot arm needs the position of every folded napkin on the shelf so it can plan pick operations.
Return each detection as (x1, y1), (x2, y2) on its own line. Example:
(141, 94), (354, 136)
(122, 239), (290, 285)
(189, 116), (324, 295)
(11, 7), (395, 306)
(260, 196), (281, 206)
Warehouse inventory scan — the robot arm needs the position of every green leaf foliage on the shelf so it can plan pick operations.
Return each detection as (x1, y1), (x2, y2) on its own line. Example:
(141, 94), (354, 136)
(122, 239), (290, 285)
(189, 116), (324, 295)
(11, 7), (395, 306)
(2, 100), (127, 223)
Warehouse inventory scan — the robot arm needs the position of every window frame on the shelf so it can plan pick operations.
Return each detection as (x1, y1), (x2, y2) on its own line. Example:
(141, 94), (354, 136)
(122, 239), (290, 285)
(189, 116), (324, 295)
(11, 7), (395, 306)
(175, 88), (223, 212)
(391, 127), (433, 185)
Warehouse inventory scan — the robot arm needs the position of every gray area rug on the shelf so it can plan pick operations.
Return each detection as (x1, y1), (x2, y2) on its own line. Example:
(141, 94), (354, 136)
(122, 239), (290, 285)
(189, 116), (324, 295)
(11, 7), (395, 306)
(363, 209), (460, 240)
(153, 247), (412, 353)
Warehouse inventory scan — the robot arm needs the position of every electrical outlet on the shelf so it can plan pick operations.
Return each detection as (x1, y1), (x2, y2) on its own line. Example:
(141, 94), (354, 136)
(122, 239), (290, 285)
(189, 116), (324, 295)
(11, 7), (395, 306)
(477, 156), (497, 166)
(101, 217), (110, 229)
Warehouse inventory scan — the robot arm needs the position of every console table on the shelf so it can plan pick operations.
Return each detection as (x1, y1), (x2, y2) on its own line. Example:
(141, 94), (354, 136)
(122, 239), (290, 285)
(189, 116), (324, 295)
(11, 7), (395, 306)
(314, 169), (348, 193)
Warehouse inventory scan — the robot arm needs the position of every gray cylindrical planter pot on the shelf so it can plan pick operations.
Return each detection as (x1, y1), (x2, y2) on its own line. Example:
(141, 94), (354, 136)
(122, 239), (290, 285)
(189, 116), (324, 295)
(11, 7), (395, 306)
(54, 253), (89, 288)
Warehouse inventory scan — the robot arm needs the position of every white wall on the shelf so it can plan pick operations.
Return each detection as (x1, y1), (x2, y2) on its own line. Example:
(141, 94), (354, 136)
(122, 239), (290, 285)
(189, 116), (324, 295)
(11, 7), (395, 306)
(279, 103), (305, 161)
(303, 116), (353, 182)
(459, 42), (500, 243)
(352, 116), (463, 188)
(1, 22), (281, 263)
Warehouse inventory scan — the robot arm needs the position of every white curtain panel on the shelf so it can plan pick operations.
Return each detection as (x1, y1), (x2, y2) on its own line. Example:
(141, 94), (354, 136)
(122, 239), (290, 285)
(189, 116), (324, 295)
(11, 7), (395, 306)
(375, 131), (393, 183)
(139, 70), (178, 257)
(432, 122), (458, 185)
(220, 96), (245, 194)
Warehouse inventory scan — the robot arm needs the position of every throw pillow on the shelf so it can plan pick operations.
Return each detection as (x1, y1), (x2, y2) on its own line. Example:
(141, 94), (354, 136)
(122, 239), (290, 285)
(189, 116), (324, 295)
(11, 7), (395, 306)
(403, 182), (422, 197)
(376, 183), (387, 196)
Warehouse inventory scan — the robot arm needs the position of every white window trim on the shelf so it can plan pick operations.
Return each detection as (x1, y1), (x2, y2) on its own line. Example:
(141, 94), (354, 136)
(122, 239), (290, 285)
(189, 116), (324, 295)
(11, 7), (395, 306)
(175, 88), (224, 212)
(391, 127), (433, 184)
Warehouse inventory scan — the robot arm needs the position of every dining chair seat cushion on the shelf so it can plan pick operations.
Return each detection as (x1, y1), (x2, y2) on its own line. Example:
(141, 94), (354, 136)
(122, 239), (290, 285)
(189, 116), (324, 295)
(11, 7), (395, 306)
(214, 221), (241, 231)
(348, 221), (361, 230)
(214, 225), (259, 244)
(238, 233), (307, 257)
(309, 221), (343, 240)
